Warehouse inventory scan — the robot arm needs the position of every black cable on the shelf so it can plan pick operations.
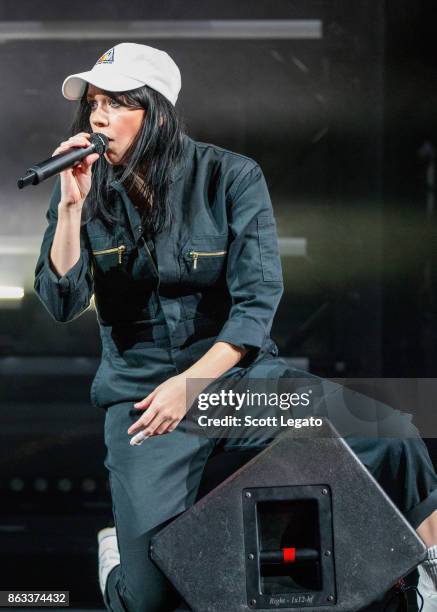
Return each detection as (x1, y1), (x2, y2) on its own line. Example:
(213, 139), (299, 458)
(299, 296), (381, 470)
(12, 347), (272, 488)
(382, 578), (424, 612)
(402, 585), (423, 612)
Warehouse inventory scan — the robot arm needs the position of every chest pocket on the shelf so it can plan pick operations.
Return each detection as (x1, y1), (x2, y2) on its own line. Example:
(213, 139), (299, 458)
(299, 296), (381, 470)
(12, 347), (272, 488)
(87, 231), (158, 321)
(91, 243), (128, 273)
(85, 204), (132, 267)
(87, 232), (136, 280)
(180, 235), (228, 286)
(85, 219), (137, 287)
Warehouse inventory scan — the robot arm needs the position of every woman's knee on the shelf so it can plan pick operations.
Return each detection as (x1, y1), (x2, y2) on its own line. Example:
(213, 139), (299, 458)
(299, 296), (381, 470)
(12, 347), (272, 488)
(380, 434), (430, 467)
(346, 435), (415, 475)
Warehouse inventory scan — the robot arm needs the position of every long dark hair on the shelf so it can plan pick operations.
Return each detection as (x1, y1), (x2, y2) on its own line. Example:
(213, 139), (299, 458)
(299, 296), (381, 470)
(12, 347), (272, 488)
(70, 84), (186, 235)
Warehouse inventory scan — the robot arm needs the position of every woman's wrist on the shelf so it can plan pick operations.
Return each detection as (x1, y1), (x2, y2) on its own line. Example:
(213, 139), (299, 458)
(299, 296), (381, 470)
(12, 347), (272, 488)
(182, 341), (248, 381)
(58, 200), (84, 215)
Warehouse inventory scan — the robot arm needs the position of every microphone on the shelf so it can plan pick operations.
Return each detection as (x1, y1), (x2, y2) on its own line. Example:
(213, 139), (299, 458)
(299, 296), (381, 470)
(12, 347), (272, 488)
(17, 132), (109, 189)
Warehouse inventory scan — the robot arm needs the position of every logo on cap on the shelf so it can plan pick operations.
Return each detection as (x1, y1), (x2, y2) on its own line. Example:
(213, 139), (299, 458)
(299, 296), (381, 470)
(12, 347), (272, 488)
(95, 48), (114, 65)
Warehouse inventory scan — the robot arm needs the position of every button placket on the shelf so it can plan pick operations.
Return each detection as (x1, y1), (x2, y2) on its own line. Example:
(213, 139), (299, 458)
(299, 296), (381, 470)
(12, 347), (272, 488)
(112, 183), (158, 277)
(110, 181), (169, 328)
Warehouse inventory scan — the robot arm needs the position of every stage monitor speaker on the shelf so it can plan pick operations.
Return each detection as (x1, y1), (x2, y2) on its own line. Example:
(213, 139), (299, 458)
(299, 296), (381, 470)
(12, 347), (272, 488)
(150, 420), (426, 612)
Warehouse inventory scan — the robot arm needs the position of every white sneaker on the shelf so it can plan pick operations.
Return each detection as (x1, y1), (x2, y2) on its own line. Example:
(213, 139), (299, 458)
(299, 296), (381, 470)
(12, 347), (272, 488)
(417, 564), (437, 612)
(97, 527), (120, 597)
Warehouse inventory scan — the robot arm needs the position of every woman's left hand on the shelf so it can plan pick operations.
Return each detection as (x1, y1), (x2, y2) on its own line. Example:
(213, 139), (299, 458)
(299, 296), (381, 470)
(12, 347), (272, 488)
(127, 374), (188, 444)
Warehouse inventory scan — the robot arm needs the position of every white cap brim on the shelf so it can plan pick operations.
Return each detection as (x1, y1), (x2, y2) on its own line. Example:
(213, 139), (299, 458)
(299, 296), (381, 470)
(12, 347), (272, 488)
(62, 68), (145, 100)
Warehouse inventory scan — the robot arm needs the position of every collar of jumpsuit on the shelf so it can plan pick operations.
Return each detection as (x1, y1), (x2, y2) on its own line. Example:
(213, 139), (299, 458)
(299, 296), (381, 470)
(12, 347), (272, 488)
(104, 133), (192, 257)
(107, 133), (192, 237)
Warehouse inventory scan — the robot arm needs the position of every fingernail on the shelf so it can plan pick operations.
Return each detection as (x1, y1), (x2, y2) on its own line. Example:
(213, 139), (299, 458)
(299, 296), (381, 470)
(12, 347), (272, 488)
(130, 431), (149, 446)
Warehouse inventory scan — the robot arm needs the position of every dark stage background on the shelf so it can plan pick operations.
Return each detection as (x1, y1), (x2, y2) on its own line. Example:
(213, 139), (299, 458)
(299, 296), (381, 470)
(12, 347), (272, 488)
(0, 1), (435, 609)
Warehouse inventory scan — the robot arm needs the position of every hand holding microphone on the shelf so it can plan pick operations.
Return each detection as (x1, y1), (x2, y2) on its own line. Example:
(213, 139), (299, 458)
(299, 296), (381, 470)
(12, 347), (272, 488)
(53, 132), (105, 209)
(17, 132), (108, 208)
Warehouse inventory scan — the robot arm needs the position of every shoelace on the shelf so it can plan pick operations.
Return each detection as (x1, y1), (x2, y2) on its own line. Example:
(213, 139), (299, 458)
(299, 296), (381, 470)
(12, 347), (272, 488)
(382, 577), (424, 611)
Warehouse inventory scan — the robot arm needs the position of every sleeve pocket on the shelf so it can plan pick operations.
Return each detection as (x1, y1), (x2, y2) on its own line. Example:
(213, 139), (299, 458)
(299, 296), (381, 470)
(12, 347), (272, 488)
(257, 214), (283, 282)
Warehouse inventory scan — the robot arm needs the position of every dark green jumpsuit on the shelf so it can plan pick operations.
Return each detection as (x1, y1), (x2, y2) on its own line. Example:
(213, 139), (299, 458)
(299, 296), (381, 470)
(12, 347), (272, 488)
(34, 134), (437, 612)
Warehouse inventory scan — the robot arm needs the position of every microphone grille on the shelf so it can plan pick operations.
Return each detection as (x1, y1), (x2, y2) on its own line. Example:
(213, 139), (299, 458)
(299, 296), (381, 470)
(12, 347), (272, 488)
(90, 132), (109, 155)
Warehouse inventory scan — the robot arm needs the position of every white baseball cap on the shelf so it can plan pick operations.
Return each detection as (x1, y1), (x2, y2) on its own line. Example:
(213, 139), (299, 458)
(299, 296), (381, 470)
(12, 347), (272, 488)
(62, 42), (181, 106)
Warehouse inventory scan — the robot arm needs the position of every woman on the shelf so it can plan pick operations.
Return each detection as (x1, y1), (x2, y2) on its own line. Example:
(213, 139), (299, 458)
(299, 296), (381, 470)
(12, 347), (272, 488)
(34, 43), (437, 611)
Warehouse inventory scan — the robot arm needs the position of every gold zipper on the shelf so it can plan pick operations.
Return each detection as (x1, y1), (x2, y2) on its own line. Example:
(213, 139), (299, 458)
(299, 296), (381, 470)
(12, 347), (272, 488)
(92, 245), (126, 264)
(187, 250), (227, 270)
